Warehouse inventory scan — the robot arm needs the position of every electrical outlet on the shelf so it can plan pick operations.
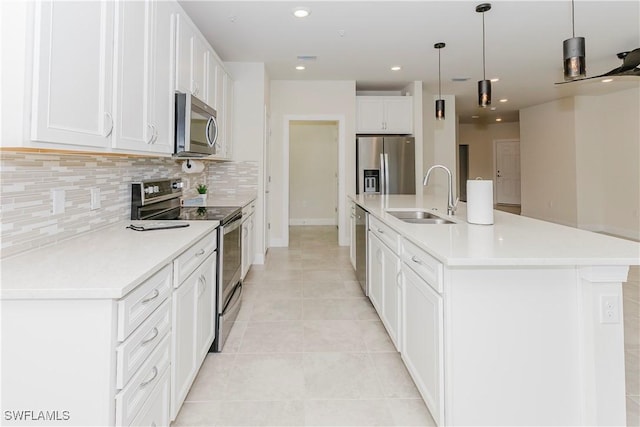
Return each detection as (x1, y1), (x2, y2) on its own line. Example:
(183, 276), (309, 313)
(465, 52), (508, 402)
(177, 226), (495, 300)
(90, 188), (101, 210)
(600, 295), (620, 324)
(51, 189), (65, 215)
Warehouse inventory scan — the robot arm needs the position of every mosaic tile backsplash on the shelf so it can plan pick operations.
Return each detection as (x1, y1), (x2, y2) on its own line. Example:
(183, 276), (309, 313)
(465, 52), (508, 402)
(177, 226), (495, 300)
(0, 152), (257, 258)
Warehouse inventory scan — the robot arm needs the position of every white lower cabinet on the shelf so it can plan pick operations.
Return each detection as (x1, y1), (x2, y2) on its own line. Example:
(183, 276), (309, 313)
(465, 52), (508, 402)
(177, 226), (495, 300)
(349, 202), (356, 269)
(171, 236), (217, 420)
(241, 201), (256, 280)
(367, 229), (401, 349)
(401, 263), (444, 426)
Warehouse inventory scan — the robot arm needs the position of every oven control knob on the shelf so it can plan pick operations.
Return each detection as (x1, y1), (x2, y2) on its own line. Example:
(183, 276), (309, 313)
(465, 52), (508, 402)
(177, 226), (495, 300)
(144, 186), (153, 194)
(172, 182), (183, 190)
(153, 186), (160, 193)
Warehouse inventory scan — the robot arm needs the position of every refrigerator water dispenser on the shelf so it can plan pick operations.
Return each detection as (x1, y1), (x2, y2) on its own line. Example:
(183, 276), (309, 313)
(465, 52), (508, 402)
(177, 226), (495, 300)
(363, 170), (380, 193)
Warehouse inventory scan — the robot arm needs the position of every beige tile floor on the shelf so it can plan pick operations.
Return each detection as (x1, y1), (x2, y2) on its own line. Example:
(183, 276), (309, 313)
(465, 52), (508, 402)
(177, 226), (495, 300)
(173, 226), (639, 427)
(174, 226), (436, 426)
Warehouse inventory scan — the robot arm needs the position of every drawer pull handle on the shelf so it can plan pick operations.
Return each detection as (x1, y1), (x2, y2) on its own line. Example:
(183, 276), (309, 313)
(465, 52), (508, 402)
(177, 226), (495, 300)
(377, 228), (384, 234)
(195, 249), (206, 256)
(141, 289), (160, 304)
(141, 327), (159, 345)
(411, 256), (423, 265)
(140, 366), (158, 388)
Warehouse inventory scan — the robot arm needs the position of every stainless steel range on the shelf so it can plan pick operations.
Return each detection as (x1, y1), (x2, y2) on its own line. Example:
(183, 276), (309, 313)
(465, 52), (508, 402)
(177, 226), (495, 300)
(131, 178), (243, 352)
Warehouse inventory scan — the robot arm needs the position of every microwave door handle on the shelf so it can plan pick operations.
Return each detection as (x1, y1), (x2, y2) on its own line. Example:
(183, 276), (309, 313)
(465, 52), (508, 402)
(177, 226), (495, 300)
(211, 115), (219, 148)
(205, 117), (215, 148)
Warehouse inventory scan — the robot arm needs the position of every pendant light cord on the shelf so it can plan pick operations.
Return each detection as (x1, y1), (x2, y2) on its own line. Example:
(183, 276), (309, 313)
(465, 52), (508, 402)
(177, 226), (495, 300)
(438, 49), (442, 100)
(482, 11), (486, 80)
(571, 0), (575, 37)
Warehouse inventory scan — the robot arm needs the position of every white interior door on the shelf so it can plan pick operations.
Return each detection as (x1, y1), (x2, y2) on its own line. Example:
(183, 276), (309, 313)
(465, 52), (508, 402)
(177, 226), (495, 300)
(495, 140), (521, 205)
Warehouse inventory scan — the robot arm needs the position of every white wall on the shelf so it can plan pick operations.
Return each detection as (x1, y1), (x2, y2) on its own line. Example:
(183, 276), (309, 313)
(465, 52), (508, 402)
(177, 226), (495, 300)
(403, 82), (424, 193)
(269, 80), (356, 247)
(225, 62), (269, 263)
(521, 87), (640, 240)
(458, 122), (520, 182)
(424, 95), (457, 200)
(289, 121), (338, 225)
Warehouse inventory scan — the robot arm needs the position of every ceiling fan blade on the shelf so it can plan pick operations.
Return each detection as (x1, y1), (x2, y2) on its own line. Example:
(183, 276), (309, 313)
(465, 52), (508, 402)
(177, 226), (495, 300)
(555, 47), (640, 85)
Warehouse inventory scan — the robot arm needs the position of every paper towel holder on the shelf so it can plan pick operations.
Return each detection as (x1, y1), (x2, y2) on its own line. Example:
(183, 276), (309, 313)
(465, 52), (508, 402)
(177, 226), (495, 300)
(185, 160), (193, 169)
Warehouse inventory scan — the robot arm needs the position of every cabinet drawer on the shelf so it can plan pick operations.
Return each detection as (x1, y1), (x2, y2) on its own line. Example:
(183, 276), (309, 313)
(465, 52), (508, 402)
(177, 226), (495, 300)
(174, 232), (217, 286)
(116, 299), (171, 389)
(118, 264), (172, 341)
(401, 239), (443, 293)
(129, 368), (170, 427)
(369, 216), (400, 254)
(115, 335), (171, 426)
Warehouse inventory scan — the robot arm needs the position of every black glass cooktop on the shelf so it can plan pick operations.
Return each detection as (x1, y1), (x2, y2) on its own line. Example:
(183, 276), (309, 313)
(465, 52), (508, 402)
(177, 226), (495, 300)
(179, 206), (241, 224)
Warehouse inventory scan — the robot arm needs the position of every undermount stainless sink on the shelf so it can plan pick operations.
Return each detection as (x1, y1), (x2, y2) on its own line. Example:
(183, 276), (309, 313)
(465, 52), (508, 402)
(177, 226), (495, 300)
(386, 210), (455, 224)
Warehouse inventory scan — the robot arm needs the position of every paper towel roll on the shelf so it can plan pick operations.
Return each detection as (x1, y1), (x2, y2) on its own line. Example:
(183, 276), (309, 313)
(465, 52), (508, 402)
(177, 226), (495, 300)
(182, 160), (205, 174)
(466, 179), (494, 225)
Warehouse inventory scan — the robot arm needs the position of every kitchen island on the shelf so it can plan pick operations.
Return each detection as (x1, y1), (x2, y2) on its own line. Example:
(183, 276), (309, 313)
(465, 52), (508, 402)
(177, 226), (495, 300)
(350, 193), (639, 426)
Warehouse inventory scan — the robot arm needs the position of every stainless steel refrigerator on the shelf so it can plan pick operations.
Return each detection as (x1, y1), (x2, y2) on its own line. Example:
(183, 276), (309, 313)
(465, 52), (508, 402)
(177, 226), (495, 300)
(356, 136), (415, 194)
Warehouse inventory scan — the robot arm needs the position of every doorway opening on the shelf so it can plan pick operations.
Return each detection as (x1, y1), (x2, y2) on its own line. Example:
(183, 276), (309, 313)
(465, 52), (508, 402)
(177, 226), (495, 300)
(458, 144), (469, 202)
(289, 120), (339, 226)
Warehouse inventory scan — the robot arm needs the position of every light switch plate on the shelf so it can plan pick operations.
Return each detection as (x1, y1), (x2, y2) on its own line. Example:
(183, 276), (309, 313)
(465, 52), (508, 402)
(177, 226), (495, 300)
(51, 189), (65, 215)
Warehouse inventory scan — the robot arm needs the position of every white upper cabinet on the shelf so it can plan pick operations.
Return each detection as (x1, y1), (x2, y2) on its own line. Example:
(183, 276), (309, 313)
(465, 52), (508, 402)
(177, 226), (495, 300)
(356, 96), (413, 134)
(112, 0), (172, 154)
(31, 1), (115, 148)
(174, 13), (206, 100)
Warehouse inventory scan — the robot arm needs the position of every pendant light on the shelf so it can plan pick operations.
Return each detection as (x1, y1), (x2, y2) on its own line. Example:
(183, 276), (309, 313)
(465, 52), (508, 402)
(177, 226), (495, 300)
(476, 3), (491, 108)
(563, 0), (586, 80)
(434, 42), (446, 120)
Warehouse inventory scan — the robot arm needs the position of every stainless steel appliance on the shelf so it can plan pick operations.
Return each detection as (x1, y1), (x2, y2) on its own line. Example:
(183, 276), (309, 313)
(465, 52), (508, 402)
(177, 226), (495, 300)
(175, 93), (219, 157)
(355, 205), (368, 295)
(356, 136), (416, 194)
(130, 179), (243, 352)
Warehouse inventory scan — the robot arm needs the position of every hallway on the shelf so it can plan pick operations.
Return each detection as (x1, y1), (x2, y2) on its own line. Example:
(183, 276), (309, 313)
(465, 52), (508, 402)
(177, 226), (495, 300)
(174, 226), (435, 426)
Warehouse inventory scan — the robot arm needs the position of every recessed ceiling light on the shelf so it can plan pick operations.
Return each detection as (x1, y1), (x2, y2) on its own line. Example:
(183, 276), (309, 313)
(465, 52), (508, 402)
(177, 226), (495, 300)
(452, 77), (470, 82)
(391, 66), (402, 71)
(601, 78), (613, 83)
(490, 78), (500, 82)
(292, 7), (310, 18)
(499, 98), (508, 103)
(295, 65), (306, 70)
(490, 107), (497, 111)
(496, 118), (502, 122)
(472, 115), (480, 119)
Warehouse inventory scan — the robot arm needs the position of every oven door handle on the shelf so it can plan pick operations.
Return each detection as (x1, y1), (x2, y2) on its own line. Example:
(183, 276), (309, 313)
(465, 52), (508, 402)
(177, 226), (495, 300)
(223, 214), (243, 234)
(221, 282), (242, 316)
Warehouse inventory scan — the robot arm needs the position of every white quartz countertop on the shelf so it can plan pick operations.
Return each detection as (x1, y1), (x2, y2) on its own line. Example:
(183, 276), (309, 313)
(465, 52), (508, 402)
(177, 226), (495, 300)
(351, 194), (640, 267)
(0, 221), (219, 300)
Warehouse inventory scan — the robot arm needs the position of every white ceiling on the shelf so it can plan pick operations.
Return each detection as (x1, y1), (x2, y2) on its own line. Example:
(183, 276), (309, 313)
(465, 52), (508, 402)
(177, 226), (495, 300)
(179, 1), (640, 124)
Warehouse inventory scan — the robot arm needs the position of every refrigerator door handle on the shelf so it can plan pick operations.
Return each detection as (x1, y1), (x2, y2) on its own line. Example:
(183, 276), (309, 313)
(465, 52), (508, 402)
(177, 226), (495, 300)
(379, 153), (385, 194)
(384, 153), (390, 194)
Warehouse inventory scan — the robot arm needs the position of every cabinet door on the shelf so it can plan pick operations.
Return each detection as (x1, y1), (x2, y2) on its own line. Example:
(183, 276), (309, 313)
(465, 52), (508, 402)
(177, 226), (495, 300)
(356, 98), (385, 133)
(171, 273), (198, 419)
(368, 232), (384, 313)
(196, 255), (216, 362)
(112, 0), (153, 150)
(190, 35), (207, 99)
(205, 51), (218, 107)
(401, 265), (444, 426)
(31, 1), (114, 148)
(381, 242), (401, 348)
(149, 0), (174, 152)
(223, 73), (234, 159)
(241, 219), (250, 280)
(174, 13), (191, 93)
(384, 98), (413, 134)
(248, 213), (255, 267)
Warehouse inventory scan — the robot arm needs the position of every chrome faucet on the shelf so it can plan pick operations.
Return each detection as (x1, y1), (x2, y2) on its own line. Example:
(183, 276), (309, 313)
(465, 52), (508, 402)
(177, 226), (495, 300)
(423, 165), (458, 215)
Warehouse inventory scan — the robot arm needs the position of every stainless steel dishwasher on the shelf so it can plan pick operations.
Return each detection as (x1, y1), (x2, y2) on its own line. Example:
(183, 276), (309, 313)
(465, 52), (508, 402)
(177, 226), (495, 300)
(355, 205), (368, 296)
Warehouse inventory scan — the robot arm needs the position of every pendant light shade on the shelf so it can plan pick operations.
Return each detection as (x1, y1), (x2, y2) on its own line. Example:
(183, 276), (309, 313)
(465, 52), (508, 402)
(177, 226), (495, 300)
(476, 3), (492, 108)
(434, 42), (446, 120)
(478, 79), (491, 107)
(563, 0), (586, 80)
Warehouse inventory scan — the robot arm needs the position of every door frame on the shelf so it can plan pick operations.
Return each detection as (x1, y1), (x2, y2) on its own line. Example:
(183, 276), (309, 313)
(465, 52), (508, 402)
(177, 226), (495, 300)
(282, 115), (346, 247)
(493, 139), (521, 205)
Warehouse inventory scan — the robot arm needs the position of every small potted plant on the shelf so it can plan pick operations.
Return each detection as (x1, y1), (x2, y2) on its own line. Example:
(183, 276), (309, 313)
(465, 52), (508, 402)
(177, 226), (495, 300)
(196, 184), (208, 204)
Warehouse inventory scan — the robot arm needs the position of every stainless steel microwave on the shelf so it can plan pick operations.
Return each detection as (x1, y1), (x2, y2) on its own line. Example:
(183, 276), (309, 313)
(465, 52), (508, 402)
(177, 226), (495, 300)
(175, 93), (219, 157)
